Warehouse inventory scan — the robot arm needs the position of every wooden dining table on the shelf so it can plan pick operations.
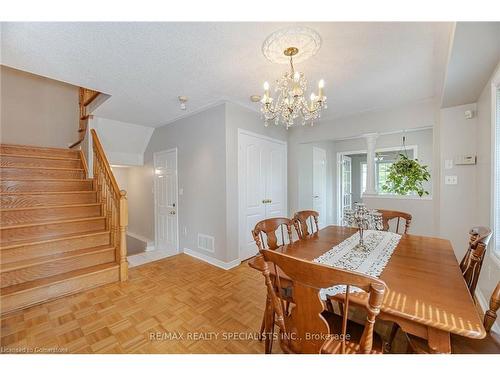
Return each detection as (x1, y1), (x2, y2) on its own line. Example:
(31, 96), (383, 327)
(270, 225), (486, 354)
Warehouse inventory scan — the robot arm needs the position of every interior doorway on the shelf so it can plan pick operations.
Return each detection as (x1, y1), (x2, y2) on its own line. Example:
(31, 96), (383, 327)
(336, 147), (417, 223)
(238, 130), (287, 261)
(154, 148), (179, 256)
(313, 146), (327, 229)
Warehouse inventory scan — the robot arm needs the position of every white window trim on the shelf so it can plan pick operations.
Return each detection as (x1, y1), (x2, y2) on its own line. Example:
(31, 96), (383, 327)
(491, 65), (500, 262)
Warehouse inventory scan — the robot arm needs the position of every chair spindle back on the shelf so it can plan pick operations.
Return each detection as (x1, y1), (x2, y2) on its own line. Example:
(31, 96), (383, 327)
(293, 210), (320, 239)
(252, 218), (294, 251)
(460, 226), (492, 296)
(377, 209), (412, 234)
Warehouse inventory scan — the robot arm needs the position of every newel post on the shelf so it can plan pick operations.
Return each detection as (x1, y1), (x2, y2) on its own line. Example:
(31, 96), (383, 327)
(119, 190), (128, 281)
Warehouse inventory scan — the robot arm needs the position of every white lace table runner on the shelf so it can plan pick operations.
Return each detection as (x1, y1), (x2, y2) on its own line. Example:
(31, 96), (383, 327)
(313, 230), (401, 299)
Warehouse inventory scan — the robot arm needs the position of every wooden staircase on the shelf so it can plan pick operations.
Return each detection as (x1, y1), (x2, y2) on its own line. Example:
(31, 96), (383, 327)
(0, 142), (127, 315)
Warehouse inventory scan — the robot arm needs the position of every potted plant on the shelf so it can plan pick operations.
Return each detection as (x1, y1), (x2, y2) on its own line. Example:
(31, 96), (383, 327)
(381, 153), (431, 197)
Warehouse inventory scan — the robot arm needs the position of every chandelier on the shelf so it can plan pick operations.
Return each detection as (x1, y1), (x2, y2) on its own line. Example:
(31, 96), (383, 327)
(260, 46), (326, 129)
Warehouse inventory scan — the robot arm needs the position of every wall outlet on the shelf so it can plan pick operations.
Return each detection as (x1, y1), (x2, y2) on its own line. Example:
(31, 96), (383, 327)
(445, 175), (458, 185)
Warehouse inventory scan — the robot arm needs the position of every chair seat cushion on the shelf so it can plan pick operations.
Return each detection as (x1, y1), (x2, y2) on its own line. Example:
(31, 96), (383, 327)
(321, 311), (384, 354)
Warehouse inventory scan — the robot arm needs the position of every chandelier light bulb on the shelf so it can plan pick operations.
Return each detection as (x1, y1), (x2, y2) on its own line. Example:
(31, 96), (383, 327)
(310, 93), (316, 101)
(318, 79), (325, 98)
(293, 71), (300, 82)
(263, 81), (270, 91)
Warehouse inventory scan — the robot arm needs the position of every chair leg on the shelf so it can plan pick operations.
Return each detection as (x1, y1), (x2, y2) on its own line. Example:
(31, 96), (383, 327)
(263, 293), (274, 354)
(385, 323), (400, 353)
(259, 296), (268, 342)
(259, 314), (265, 341)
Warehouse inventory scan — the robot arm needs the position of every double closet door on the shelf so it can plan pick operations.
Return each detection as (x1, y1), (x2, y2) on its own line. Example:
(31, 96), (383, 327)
(238, 131), (287, 261)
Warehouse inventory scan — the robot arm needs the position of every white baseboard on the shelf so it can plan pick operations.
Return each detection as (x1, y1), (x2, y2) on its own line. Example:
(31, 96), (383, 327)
(475, 289), (500, 334)
(127, 232), (155, 251)
(183, 248), (240, 270)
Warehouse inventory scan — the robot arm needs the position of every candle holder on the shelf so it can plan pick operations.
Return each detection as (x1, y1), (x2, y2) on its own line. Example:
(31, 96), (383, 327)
(343, 203), (383, 251)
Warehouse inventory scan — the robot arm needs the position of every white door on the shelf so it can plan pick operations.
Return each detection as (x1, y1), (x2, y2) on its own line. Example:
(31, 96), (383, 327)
(313, 147), (327, 229)
(154, 149), (178, 255)
(265, 141), (287, 218)
(341, 155), (352, 221)
(238, 131), (287, 261)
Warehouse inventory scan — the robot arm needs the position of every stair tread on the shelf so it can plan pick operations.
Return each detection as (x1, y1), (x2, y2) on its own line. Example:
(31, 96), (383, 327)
(0, 262), (118, 296)
(0, 230), (110, 250)
(0, 153), (81, 161)
(0, 190), (97, 195)
(1, 229), (110, 249)
(0, 166), (85, 171)
(1, 245), (115, 272)
(1, 216), (106, 230)
(0, 178), (92, 182)
(0, 143), (80, 152)
(0, 203), (101, 212)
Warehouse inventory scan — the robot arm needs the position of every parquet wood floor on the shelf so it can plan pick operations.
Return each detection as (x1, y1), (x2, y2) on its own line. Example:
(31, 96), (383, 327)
(0, 254), (408, 354)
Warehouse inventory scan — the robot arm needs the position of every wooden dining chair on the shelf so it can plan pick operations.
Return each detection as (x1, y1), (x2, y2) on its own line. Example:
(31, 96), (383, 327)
(251, 217), (294, 251)
(377, 209), (412, 234)
(293, 210), (320, 239)
(403, 281), (500, 354)
(460, 226), (492, 296)
(259, 248), (387, 354)
(247, 218), (295, 353)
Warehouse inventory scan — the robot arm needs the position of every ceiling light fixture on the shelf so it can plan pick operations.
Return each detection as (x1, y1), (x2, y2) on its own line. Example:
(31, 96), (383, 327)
(258, 27), (327, 129)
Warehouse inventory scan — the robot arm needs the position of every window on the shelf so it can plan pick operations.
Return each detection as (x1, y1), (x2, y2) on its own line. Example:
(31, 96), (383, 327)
(494, 86), (500, 255)
(376, 161), (393, 193)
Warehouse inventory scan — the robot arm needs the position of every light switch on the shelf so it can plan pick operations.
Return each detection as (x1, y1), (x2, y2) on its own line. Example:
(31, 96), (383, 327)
(445, 159), (453, 169)
(179, 187), (184, 195)
(445, 175), (458, 185)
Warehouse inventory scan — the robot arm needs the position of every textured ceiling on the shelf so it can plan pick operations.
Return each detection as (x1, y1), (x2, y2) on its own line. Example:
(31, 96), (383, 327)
(1, 22), (452, 127)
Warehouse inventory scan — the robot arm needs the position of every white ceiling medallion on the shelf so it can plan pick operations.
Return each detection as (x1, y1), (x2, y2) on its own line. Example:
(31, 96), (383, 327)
(258, 27), (326, 128)
(262, 26), (322, 65)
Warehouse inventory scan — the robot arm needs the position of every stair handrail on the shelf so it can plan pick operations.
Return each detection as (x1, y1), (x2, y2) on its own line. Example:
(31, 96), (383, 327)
(91, 129), (128, 281)
(70, 88), (100, 149)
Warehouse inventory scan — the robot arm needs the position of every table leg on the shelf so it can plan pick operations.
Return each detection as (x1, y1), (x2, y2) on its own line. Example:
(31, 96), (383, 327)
(427, 327), (451, 354)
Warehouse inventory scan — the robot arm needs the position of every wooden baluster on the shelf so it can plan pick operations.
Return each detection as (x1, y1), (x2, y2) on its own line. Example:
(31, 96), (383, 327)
(119, 190), (128, 281)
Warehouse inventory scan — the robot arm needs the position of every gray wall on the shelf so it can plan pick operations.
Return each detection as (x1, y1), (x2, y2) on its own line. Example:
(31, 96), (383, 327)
(0, 65), (79, 147)
(127, 102), (287, 263)
(128, 104), (227, 261)
(466, 61), (500, 306)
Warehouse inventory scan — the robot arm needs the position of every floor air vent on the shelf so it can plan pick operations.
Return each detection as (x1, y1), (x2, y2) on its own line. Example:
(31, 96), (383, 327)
(198, 233), (215, 253)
